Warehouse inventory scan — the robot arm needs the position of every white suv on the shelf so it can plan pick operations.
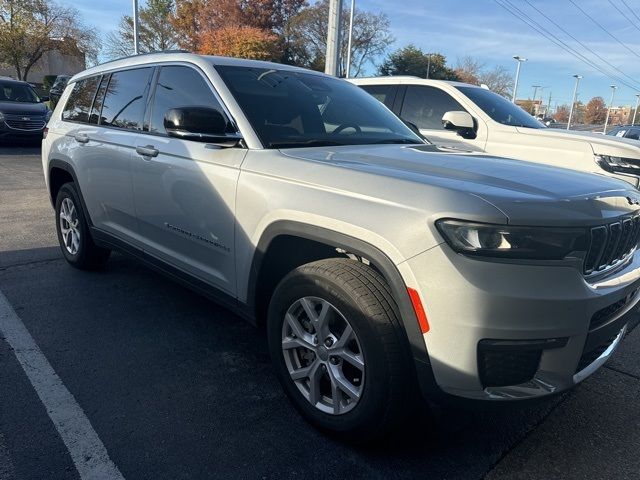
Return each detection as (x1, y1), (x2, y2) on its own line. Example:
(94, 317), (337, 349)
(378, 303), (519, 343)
(43, 53), (640, 438)
(351, 77), (640, 187)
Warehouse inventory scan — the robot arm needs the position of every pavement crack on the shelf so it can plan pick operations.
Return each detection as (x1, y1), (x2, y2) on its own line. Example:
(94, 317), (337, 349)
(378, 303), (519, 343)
(0, 257), (62, 271)
(603, 364), (640, 381)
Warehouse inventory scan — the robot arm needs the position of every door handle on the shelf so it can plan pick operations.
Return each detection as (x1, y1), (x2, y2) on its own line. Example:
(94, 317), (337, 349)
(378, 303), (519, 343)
(136, 145), (159, 158)
(74, 133), (89, 144)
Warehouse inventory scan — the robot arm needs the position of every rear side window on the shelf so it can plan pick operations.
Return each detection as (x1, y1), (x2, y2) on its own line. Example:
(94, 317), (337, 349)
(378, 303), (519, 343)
(400, 85), (466, 130)
(100, 68), (153, 130)
(360, 85), (397, 110)
(628, 128), (640, 140)
(149, 65), (224, 135)
(62, 77), (100, 123)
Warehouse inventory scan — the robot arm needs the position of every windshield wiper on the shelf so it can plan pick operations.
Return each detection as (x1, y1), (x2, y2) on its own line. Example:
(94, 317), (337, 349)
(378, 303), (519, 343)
(371, 138), (423, 144)
(269, 140), (346, 148)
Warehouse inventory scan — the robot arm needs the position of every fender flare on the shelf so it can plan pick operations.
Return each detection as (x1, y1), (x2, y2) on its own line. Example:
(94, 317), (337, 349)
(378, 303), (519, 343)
(248, 220), (440, 398)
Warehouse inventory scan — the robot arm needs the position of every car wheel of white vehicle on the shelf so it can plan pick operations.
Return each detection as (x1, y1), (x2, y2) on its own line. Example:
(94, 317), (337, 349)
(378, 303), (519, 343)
(267, 258), (412, 439)
(55, 182), (110, 270)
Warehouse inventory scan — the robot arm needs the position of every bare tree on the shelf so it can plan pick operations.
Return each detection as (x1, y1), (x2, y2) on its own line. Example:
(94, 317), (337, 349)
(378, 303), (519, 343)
(455, 56), (513, 98)
(0, 0), (98, 80)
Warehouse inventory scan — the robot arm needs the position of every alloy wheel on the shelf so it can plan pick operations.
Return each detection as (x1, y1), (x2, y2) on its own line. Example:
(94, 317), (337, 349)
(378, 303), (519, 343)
(59, 197), (80, 255)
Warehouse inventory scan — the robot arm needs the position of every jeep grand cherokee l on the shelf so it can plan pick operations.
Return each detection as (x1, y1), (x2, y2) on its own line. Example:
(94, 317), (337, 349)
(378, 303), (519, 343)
(43, 53), (640, 438)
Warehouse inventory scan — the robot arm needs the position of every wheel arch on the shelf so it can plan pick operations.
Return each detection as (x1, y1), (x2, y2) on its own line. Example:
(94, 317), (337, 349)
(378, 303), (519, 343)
(48, 159), (94, 227)
(247, 220), (439, 399)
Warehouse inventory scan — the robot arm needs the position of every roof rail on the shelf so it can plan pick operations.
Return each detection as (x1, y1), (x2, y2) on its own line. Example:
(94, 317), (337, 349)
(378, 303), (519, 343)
(97, 49), (192, 67)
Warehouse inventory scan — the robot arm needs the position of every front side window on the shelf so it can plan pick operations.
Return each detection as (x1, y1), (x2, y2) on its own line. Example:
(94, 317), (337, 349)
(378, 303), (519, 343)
(62, 77), (100, 123)
(400, 86), (466, 130)
(627, 128), (640, 140)
(215, 65), (422, 148)
(149, 65), (226, 135)
(0, 81), (40, 103)
(101, 68), (153, 130)
(457, 86), (544, 129)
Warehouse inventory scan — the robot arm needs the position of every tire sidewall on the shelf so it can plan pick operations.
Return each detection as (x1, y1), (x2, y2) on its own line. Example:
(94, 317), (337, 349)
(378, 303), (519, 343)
(267, 268), (395, 435)
(55, 183), (90, 265)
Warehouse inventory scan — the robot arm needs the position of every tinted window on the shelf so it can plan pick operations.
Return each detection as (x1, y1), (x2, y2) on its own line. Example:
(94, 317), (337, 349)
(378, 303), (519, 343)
(101, 68), (153, 130)
(62, 77), (100, 123)
(0, 81), (40, 103)
(400, 86), (466, 130)
(607, 127), (626, 137)
(149, 66), (224, 135)
(216, 65), (422, 148)
(89, 75), (110, 125)
(456, 86), (544, 129)
(627, 128), (640, 140)
(360, 85), (397, 109)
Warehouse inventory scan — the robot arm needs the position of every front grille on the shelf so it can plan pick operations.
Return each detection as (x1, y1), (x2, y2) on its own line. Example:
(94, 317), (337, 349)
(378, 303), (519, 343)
(3, 113), (46, 131)
(584, 215), (640, 274)
(478, 347), (541, 388)
(590, 289), (638, 330)
(575, 333), (618, 373)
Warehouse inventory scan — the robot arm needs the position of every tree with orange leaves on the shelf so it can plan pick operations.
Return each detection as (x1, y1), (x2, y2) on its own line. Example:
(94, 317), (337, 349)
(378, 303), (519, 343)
(198, 25), (279, 61)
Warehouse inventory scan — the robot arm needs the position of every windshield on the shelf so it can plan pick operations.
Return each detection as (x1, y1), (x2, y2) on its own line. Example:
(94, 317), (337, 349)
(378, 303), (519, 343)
(215, 65), (423, 148)
(0, 81), (40, 103)
(456, 86), (545, 129)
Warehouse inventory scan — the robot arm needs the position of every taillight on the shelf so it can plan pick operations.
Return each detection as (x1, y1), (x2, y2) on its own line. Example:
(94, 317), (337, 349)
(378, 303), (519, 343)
(43, 127), (48, 139)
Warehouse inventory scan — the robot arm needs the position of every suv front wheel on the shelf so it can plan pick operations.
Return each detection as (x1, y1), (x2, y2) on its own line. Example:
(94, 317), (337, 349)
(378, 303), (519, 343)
(267, 258), (413, 439)
(55, 182), (111, 270)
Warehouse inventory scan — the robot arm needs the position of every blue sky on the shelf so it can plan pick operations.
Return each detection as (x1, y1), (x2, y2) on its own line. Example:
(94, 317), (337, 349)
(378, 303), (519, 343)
(65, 0), (640, 108)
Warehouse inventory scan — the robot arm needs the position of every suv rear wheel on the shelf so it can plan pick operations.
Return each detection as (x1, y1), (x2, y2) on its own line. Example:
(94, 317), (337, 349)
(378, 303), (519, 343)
(55, 182), (111, 270)
(267, 258), (412, 439)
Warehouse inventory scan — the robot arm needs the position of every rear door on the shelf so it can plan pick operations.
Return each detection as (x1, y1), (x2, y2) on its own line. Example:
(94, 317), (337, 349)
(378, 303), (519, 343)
(131, 64), (245, 296)
(75, 67), (154, 244)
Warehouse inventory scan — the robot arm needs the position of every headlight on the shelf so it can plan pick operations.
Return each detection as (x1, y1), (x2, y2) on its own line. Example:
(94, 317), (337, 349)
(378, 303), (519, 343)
(436, 219), (589, 260)
(595, 154), (640, 175)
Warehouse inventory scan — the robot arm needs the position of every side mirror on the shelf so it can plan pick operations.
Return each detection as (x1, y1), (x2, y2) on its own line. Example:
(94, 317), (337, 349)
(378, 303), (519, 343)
(40, 96), (50, 102)
(164, 106), (242, 147)
(442, 111), (477, 139)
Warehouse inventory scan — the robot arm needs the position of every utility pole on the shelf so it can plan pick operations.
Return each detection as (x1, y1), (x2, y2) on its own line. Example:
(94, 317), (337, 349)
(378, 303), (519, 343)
(633, 94), (640, 125)
(546, 91), (552, 117)
(325, 0), (342, 76)
(426, 53), (432, 79)
(603, 85), (617, 134)
(345, 0), (355, 78)
(132, 0), (140, 55)
(512, 55), (527, 103)
(531, 84), (541, 115)
(567, 74), (582, 130)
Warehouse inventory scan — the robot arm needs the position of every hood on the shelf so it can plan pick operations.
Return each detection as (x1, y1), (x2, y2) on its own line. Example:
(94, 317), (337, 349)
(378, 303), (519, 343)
(281, 144), (640, 226)
(0, 101), (48, 116)
(515, 126), (640, 157)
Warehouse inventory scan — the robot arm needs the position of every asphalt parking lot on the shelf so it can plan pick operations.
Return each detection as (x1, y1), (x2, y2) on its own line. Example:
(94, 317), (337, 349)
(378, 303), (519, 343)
(1, 144), (640, 480)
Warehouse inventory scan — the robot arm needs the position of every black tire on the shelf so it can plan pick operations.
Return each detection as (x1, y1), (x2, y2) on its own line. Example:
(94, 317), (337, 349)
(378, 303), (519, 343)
(267, 258), (414, 440)
(55, 182), (111, 270)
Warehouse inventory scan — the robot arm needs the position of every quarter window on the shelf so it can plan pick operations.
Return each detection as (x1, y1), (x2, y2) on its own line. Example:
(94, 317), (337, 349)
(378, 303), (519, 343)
(62, 77), (100, 123)
(400, 86), (466, 130)
(149, 65), (225, 135)
(101, 68), (153, 130)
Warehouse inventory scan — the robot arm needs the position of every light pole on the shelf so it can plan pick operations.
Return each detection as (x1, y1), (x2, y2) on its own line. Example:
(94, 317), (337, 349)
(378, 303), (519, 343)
(603, 85), (617, 134)
(512, 55), (527, 103)
(531, 84), (541, 115)
(132, 0), (140, 55)
(567, 74), (582, 130)
(633, 94), (640, 125)
(325, 0), (342, 76)
(345, 0), (355, 78)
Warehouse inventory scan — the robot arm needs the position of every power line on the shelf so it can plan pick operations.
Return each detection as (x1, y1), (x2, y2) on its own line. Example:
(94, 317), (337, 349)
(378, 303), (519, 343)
(568, 0), (640, 61)
(620, 0), (640, 27)
(492, 0), (640, 91)
(608, 0), (640, 34)
(523, 0), (640, 89)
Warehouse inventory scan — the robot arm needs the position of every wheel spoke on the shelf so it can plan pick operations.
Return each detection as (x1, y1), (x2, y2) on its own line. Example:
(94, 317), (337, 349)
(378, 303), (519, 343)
(331, 380), (341, 414)
(282, 336), (314, 351)
(328, 363), (360, 400)
(285, 313), (315, 348)
(334, 324), (354, 349)
(307, 362), (323, 405)
(299, 297), (316, 322)
(335, 348), (364, 371)
(290, 361), (316, 381)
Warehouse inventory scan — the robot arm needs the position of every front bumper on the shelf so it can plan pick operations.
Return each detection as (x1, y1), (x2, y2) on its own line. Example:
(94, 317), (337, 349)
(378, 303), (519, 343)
(406, 243), (640, 401)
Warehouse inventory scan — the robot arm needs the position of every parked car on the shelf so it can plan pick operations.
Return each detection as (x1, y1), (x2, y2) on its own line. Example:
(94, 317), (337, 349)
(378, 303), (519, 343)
(0, 78), (51, 141)
(608, 125), (640, 141)
(350, 77), (640, 187)
(48, 75), (70, 110)
(43, 53), (640, 438)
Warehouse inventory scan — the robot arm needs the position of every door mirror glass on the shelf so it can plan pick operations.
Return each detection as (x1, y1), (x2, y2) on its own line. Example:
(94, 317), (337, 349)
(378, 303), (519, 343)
(164, 106), (241, 146)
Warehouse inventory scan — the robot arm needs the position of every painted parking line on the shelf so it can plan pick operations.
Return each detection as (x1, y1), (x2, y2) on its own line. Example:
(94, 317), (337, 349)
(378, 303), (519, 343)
(0, 290), (125, 480)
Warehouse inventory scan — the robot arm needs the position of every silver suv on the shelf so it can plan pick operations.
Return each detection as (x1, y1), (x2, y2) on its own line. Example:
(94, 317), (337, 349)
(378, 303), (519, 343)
(43, 52), (640, 438)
